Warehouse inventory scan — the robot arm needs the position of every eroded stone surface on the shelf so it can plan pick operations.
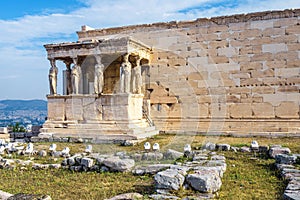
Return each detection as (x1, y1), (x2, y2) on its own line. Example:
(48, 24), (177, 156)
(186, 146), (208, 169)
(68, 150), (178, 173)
(186, 171), (222, 193)
(154, 169), (185, 191)
(269, 146), (291, 158)
(7, 194), (51, 200)
(105, 193), (143, 200)
(216, 144), (231, 151)
(133, 164), (171, 175)
(142, 152), (164, 161)
(164, 149), (184, 160)
(149, 194), (179, 200)
(275, 154), (297, 165)
(81, 157), (94, 168)
(102, 156), (135, 172)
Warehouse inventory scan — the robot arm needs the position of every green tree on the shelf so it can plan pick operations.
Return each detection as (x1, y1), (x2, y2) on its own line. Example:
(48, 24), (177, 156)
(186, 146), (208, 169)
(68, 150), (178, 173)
(9, 122), (26, 132)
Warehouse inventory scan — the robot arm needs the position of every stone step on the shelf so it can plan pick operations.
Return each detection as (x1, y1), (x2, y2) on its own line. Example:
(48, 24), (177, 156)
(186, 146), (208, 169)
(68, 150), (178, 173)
(40, 117), (158, 143)
(68, 122), (149, 130)
(33, 132), (138, 144)
(39, 124), (158, 143)
(42, 125), (157, 135)
(53, 132), (137, 139)
(131, 126), (156, 134)
(67, 124), (119, 130)
(133, 130), (160, 139)
(43, 119), (151, 129)
(41, 128), (125, 135)
(128, 123), (150, 129)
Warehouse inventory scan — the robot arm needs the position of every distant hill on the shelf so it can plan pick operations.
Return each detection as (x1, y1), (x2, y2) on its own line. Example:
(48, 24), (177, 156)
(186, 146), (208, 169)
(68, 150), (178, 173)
(0, 100), (47, 111)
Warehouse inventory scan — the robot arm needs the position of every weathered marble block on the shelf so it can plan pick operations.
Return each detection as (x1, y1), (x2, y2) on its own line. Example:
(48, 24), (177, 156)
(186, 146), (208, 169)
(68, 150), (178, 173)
(65, 97), (83, 121)
(47, 98), (65, 121)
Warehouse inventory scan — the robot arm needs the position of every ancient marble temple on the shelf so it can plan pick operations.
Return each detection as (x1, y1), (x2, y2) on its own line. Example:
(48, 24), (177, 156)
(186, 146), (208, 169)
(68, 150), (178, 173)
(41, 36), (158, 142)
(42, 9), (300, 141)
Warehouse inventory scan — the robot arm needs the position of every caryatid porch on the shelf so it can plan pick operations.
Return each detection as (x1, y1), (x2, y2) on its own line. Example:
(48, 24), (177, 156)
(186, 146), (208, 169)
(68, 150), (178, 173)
(41, 37), (158, 143)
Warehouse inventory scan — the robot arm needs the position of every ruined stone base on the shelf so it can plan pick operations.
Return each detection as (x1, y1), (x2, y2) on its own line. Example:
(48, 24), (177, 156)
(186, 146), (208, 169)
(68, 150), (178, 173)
(39, 119), (158, 143)
(40, 94), (159, 143)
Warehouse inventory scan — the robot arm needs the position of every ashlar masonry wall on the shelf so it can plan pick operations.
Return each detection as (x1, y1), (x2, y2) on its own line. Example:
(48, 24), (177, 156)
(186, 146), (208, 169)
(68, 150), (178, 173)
(77, 9), (300, 135)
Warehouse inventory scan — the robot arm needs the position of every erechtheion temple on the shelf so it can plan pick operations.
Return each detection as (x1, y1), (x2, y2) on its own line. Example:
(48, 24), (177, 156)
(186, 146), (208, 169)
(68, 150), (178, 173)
(41, 9), (300, 142)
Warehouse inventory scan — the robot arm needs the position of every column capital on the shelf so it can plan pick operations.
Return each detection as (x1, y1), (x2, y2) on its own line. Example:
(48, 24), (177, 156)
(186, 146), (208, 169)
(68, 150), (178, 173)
(71, 56), (78, 65)
(48, 58), (56, 67)
(94, 54), (103, 64)
(136, 56), (142, 65)
(63, 60), (72, 67)
(122, 53), (130, 61)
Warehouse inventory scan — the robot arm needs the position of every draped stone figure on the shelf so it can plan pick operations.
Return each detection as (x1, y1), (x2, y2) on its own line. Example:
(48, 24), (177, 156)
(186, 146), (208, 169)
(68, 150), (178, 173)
(64, 61), (73, 95)
(71, 58), (81, 94)
(94, 55), (105, 94)
(120, 54), (131, 93)
(132, 57), (142, 94)
(48, 59), (58, 95)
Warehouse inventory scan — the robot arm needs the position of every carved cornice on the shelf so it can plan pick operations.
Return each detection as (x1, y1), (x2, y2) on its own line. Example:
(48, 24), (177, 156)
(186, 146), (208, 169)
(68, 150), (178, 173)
(44, 37), (151, 60)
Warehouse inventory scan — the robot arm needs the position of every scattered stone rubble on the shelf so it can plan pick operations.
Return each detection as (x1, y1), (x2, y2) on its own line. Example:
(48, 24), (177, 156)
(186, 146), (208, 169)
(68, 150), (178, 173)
(8, 126), (42, 143)
(269, 145), (292, 158)
(151, 149), (226, 199)
(0, 140), (228, 199)
(0, 190), (51, 200)
(271, 145), (300, 200)
(104, 193), (143, 200)
(0, 139), (299, 199)
(98, 147), (226, 200)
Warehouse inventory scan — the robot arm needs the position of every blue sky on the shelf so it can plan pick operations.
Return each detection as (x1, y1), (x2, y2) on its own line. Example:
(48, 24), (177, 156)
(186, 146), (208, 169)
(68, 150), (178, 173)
(0, 0), (87, 20)
(0, 0), (299, 100)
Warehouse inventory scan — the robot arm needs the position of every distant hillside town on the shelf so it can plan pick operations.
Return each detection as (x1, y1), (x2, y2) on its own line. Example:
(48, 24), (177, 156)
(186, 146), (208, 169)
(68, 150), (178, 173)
(0, 100), (47, 130)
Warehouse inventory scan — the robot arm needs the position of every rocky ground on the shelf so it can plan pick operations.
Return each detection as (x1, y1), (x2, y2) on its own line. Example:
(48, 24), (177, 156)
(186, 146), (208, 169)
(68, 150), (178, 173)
(0, 138), (299, 199)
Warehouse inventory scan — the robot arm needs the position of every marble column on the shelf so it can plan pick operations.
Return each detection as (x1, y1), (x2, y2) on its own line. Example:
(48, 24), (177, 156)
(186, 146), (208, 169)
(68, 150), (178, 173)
(71, 57), (81, 95)
(94, 55), (105, 95)
(132, 56), (143, 94)
(120, 54), (132, 94)
(64, 61), (73, 95)
(48, 59), (58, 95)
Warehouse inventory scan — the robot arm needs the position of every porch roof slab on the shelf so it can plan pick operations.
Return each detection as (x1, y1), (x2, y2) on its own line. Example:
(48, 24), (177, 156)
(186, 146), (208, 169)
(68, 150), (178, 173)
(44, 37), (152, 60)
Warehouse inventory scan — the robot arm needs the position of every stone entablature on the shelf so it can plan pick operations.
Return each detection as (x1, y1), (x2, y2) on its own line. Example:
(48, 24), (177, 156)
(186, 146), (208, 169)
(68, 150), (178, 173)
(77, 9), (300, 39)
(44, 37), (151, 60)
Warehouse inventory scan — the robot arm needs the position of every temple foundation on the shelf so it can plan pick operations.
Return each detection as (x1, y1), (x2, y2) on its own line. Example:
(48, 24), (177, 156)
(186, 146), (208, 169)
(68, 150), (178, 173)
(41, 94), (157, 143)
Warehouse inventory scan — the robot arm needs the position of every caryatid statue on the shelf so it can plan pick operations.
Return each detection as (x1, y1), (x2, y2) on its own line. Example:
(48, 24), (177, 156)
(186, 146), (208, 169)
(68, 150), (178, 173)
(120, 54), (132, 94)
(64, 61), (73, 95)
(132, 56), (142, 94)
(48, 59), (58, 95)
(71, 57), (81, 94)
(94, 55), (105, 95)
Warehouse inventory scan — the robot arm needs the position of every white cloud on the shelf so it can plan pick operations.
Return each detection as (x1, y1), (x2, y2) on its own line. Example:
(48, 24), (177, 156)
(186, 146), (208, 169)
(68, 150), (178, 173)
(0, 75), (20, 80)
(1, 0), (299, 46)
(189, 0), (300, 18)
(0, 0), (299, 99)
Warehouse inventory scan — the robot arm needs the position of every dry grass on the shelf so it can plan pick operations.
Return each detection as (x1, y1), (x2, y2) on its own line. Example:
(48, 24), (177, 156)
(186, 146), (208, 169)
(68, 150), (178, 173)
(0, 169), (153, 199)
(0, 134), (299, 199)
(219, 152), (285, 199)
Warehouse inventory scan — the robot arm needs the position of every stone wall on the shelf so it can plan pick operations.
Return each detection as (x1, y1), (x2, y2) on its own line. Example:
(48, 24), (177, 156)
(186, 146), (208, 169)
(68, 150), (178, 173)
(47, 94), (143, 122)
(77, 9), (300, 134)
